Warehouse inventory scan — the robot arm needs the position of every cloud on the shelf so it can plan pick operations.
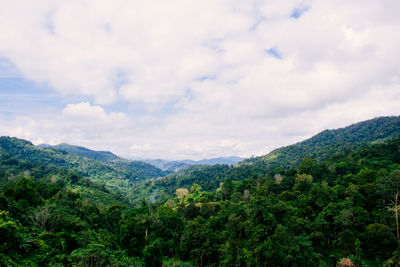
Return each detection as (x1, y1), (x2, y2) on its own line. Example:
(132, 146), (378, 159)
(0, 102), (131, 151)
(0, 0), (255, 105)
(60, 102), (131, 142)
(63, 102), (128, 125)
(0, 0), (399, 159)
(0, 59), (20, 78)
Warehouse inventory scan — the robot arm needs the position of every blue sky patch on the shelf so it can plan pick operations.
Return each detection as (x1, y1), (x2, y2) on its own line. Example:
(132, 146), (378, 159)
(0, 76), (97, 116)
(291, 6), (310, 19)
(265, 48), (282, 59)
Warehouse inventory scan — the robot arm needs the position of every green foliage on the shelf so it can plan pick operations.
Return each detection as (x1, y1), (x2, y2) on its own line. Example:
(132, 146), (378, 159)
(1, 117), (400, 266)
(0, 136), (166, 202)
(70, 243), (110, 266)
(134, 117), (400, 204)
(49, 143), (120, 163)
(245, 115), (400, 170)
(364, 223), (397, 260)
(0, 210), (20, 253)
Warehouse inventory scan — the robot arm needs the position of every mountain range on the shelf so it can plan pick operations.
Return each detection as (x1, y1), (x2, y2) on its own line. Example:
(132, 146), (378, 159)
(1, 115), (399, 203)
(125, 115), (400, 202)
(1, 115), (400, 265)
(39, 143), (244, 172)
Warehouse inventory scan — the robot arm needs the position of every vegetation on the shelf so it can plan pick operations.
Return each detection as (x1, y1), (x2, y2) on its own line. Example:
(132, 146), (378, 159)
(1, 137), (400, 265)
(0, 137), (165, 202)
(135, 116), (400, 203)
(244, 115), (400, 169)
(44, 143), (121, 163)
(1, 116), (400, 266)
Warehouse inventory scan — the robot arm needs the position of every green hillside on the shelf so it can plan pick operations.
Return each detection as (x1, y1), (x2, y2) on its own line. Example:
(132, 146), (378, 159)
(0, 137), (166, 201)
(48, 143), (120, 163)
(45, 143), (166, 180)
(1, 116), (400, 265)
(0, 146), (129, 206)
(136, 116), (400, 202)
(2, 135), (400, 265)
(245, 116), (400, 169)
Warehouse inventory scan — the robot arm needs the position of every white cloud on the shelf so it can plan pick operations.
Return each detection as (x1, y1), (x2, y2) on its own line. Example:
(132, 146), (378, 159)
(0, 0), (399, 159)
(0, 102), (132, 152)
(63, 102), (128, 125)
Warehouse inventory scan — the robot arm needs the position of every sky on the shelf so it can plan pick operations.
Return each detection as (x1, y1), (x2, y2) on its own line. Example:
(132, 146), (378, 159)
(0, 0), (399, 160)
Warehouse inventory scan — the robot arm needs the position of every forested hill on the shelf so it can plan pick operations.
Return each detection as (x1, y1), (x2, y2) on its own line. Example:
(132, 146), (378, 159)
(41, 143), (167, 180)
(0, 137), (166, 194)
(40, 143), (120, 163)
(243, 116), (400, 170)
(0, 116), (400, 266)
(2, 133), (400, 265)
(137, 116), (400, 201)
(0, 144), (129, 206)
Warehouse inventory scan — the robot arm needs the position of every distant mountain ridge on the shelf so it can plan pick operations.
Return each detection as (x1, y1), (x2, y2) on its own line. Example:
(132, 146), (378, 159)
(2, 115), (399, 204)
(143, 156), (244, 172)
(39, 143), (120, 163)
(38, 143), (122, 163)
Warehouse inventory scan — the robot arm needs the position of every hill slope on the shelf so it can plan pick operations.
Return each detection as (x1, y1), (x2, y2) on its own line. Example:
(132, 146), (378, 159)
(42, 143), (166, 179)
(0, 145), (130, 206)
(1, 117), (400, 266)
(137, 116), (400, 201)
(0, 137), (166, 201)
(244, 116), (400, 170)
(41, 143), (120, 163)
(2, 135), (400, 265)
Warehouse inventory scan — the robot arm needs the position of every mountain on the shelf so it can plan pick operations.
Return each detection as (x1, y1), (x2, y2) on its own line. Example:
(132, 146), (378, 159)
(41, 143), (167, 179)
(2, 115), (399, 204)
(144, 156), (244, 172)
(0, 137), (166, 201)
(36, 142), (166, 179)
(143, 159), (191, 172)
(0, 144), (130, 206)
(242, 115), (400, 170)
(2, 117), (400, 266)
(181, 156), (244, 165)
(138, 116), (400, 200)
(39, 143), (120, 163)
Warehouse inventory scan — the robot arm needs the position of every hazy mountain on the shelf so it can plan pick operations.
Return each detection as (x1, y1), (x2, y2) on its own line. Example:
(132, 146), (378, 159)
(181, 156), (244, 165)
(144, 156), (244, 172)
(142, 159), (191, 172)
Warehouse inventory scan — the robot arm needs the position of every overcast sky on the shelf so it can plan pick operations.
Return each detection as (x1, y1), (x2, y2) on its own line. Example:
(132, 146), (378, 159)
(0, 0), (399, 160)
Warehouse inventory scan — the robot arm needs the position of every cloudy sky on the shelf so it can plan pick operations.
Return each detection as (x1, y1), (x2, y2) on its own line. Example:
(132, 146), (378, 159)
(0, 0), (399, 160)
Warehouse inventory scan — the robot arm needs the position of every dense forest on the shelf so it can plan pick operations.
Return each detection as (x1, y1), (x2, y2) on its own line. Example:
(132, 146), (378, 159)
(244, 116), (400, 169)
(1, 116), (400, 266)
(0, 137), (166, 203)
